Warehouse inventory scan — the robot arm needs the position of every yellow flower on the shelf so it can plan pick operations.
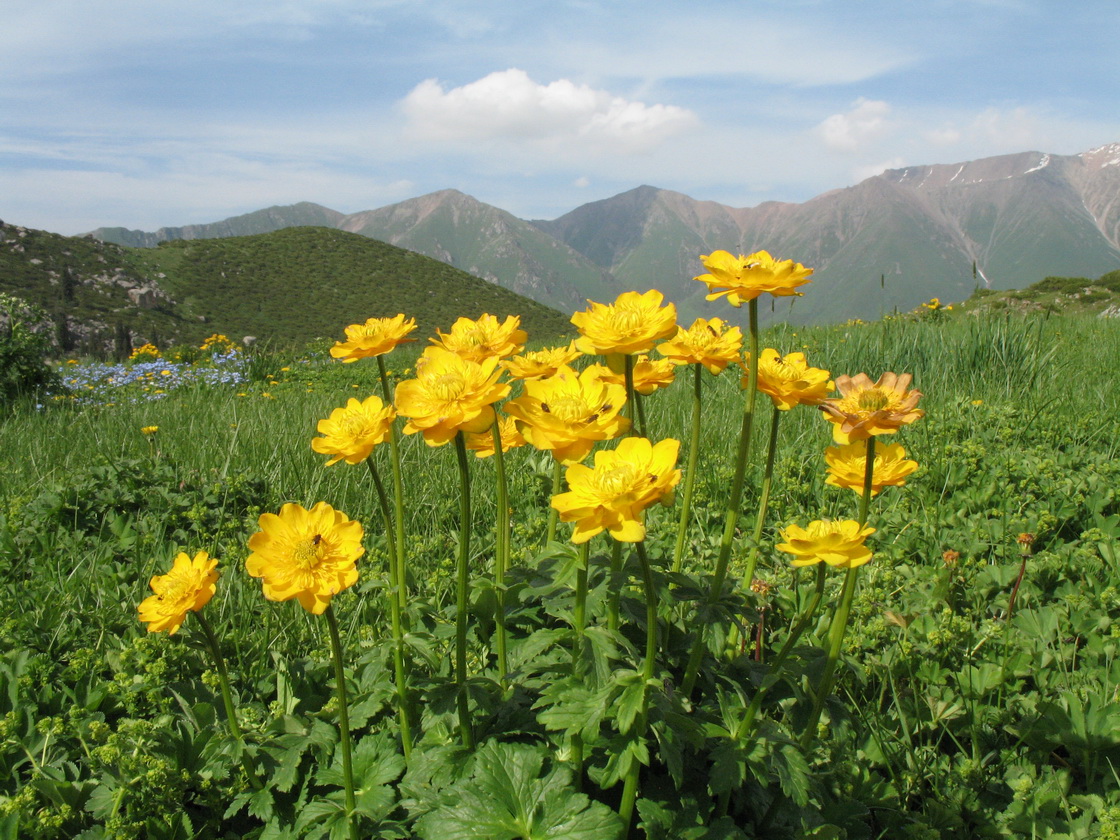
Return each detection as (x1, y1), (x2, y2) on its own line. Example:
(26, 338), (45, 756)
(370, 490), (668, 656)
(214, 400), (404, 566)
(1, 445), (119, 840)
(824, 440), (919, 496)
(394, 347), (510, 446)
(141, 425), (159, 436)
(464, 415), (526, 458)
(330, 314), (418, 363)
(819, 372), (924, 444)
(656, 317), (743, 374)
(503, 364), (629, 464)
(596, 356), (676, 395)
(551, 437), (681, 544)
(312, 395), (396, 465)
(137, 551), (219, 634)
(570, 290), (677, 356)
(246, 502), (364, 615)
(750, 349), (834, 410)
(431, 313), (527, 361)
(694, 250), (813, 306)
(776, 520), (875, 569)
(503, 342), (583, 381)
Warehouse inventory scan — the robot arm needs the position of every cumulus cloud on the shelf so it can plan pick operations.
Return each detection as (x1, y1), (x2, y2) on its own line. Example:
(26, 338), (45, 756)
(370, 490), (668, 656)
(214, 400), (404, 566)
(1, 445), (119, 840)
(853, 157), (907, 182)
(400, 69), (698, 153)
(816, 98), (892, 152)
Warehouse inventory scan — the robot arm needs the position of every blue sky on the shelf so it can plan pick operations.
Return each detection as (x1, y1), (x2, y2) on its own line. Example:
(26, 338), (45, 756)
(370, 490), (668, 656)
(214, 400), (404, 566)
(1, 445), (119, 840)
(3, 0), (1118, 234)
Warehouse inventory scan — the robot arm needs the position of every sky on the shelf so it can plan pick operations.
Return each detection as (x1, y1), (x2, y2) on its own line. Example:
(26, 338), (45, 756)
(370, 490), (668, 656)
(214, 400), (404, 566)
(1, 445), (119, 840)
(3, 0), (1119, 235)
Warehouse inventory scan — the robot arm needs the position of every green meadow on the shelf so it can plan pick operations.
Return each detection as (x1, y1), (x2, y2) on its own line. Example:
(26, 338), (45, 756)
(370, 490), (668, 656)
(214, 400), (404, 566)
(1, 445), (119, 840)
(2, 306), (1120, 839)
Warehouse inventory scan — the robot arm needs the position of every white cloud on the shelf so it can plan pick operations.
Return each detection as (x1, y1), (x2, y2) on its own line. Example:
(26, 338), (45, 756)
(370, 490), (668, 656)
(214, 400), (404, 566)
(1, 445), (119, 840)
(853, 157), (907, 182)
(816, 98), (893, 152)
(400, 69), (698, 153)
(574, 176), (590, 188)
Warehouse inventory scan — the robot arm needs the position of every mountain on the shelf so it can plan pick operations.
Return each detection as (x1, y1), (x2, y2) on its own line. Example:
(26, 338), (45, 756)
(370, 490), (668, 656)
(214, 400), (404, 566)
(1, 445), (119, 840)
(0, 222), (573, 355)
(87, 142), (1120, 324)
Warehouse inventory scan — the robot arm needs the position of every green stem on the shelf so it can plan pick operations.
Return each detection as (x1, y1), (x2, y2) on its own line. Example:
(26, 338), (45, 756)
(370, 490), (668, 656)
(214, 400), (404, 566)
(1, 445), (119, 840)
(680, 299), (760, 698)
(325, 604), (359, 840)
(194, 611), (242, 740)
(491, 420), (510, 686)
(607, 540), (623, 634)
(546, 457), (562, 545)
(635, 390), (650, 440)
(571, 541), (591, 786)
(623, 354), (640, 437)
(453, 432), (475, 749)
(618, 540), (659, 835)
(799, 436), (876, 749)
(740, 403), (782, 588)
(365, 456), (413, 757)
(377, 356), (409, 621)
(671, 364), (703, 575)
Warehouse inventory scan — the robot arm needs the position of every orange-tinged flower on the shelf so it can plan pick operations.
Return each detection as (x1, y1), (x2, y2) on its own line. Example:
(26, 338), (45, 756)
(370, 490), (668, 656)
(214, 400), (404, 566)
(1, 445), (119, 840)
(431, 313), (528, 362)
(657, 317), (743, 374)
(394, 347), (510, 446)
(552, 437), (681, 544)
(312, 395), (396, 465)
(570, 290), (677, 356)
(694, 250), (813, 306)
(503, 364), (629, 464)
(246, 502), (364, 615)
(819, 372), (924, 443)
(137, 551), (219, 634)
(330, 314), (417, 362)
(464, 415), (526, 458)
(776, 520), (875, 569)
(596, 355), (676, 395)
(750, 349), (834, 410)
(502, 342), (582, 381)
(824, 440), (918, 496)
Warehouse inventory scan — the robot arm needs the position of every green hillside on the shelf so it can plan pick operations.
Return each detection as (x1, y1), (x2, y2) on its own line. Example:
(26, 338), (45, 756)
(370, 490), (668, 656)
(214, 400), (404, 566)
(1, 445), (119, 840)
(0, 222), (574, 355)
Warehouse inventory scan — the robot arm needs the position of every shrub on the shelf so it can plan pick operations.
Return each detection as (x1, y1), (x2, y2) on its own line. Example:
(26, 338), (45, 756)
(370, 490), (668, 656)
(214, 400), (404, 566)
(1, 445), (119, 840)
(0, 293), (57, 403)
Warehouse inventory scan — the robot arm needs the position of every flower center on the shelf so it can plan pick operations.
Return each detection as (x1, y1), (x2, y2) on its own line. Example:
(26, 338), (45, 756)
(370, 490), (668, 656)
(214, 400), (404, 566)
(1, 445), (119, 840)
(160, 573), (193, 604)
(548, 394), (593, 423)
(856, 388), (891, 411)
(593, 462), (640, 496)
(431, 371), (468, 401)
(608, 306), (645, 335)
(293, 536), (323, 570)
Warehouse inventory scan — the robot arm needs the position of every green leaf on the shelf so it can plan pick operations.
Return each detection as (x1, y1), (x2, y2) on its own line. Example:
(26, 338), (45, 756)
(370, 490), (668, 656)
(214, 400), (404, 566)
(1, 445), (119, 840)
(416, 741), (622, 840)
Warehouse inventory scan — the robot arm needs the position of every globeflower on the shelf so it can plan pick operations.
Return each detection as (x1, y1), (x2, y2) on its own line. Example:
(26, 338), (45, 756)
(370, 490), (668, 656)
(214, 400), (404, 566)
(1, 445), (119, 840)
(694, 250), (813, 306)
(312, 395), (396, 465)
(394, 347), (510, 446)
(464, 415), (526, 458)
(431, 313), (527, 362)
(751, 349), (833, 410)
(824, 440), (919, 496)
(503, 342), (582, 381)
(246, 502), (364, 615)
(570, 290), (677, 356)
(657, 317), (743, 374)
(503, 364), (629, 464)
(776, 520), (875, 569)
(137, 551), (219, 634)
(552, 437), (681, 543)
(330, 314), (417, 362)
(819, 372), (924, 443)
(596, 356), (676, 395)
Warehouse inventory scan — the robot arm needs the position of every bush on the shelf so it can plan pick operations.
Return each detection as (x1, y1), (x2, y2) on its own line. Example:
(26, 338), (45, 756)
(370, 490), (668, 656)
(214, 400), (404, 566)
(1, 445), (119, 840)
(0, 293), (57, 403)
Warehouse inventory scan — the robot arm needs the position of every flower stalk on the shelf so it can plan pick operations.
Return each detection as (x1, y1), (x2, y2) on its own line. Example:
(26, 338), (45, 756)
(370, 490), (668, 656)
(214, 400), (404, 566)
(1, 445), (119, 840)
(324, 604), (359, 840)
(453, 432), (476, 749)
(491, 419), (511, 685)
(671, 363), (703, 574)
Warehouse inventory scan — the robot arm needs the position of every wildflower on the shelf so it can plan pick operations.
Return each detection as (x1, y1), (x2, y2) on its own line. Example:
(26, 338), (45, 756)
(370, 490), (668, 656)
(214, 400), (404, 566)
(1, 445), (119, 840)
(141, 425), (159, 436)
(656, 317), (743, 374)
(751, 349), (833, 409)
(824, 440), (919, 496)
(503, 364), (629, 464)
(942, 549), (961, 567)
(777, 520), (875, 569)
(552, 437), (681, 543)
(312, 395), (396, 465)
(464, 415), (526, 458)
(431, 313), (527, 361)
(819, 372), (924, 444)
(503, 342), (582, 380)
(694, 250), (813, 306)
(246, 502), (364, 615)
(330, 314), (417, 362)
(137, 551), (219, 634)
(570, 290), (677, 356)
(597, 355), (676, 395)
(394, 347), (510, 446)
(971, 399), (984, 406)
(129, 343), (161, 362)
